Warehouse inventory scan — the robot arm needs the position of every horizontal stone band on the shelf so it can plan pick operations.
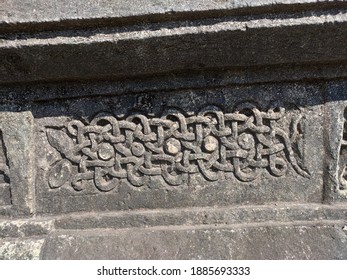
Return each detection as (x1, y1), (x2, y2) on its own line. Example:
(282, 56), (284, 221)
(46, 103), (308, 192)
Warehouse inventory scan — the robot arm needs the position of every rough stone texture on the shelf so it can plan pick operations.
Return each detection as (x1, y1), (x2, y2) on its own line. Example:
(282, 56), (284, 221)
(325, 81), (347, 203)
(0, 0), (347, 259)
(0, 219), (53, 239)
(1, 204), (347, 259)
(1, 13), (347, 85)
(53, 204), (347, 230)
(0, 238), (45, 260)
(41, 222), (347, 260)
(2, 1), (346, 31)
(0, 111), (35, 216)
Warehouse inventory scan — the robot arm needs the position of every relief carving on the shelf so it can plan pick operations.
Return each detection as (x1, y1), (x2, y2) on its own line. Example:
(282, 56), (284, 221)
(338, 107), (347, 193)
(46, 103), (308, 192)
(0, 129), (11, 206)
(0, 130), (10, 185)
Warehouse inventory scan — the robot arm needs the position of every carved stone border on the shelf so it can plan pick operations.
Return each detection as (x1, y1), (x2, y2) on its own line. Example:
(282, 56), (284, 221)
(0, 111), (35, 216)
(44, 104), (308, 192)
(325, 81), (347, 202)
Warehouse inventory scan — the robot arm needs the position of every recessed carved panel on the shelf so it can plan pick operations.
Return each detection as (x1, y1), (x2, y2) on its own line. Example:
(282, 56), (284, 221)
(45, 104), (308, 192)
(35, 86), (323, 214)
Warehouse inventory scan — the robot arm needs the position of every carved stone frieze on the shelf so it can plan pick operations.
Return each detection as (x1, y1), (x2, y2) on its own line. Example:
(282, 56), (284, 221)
(45, 103), (308, 192)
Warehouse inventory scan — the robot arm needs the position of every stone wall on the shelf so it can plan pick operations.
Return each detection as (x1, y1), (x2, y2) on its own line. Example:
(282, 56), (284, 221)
(0, 0), (347, 259)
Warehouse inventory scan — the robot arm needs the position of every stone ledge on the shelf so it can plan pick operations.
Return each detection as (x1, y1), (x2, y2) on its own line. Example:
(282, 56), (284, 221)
(1, 203), (347, 235)
(0, 219), (54, 239)
(54, 203), (347, 230)
(1, 9), (346, 85)
(1, 206), (347, 259)
(29, 222), (347, 259)
(2, 0), (346, 33)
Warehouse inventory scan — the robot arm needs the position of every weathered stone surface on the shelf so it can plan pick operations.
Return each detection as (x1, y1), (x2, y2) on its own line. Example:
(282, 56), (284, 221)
(33, 84), (323, 214)
(325, 81), (347, 203)
(1, 1), (346, 85)
(0, 204), (346, 259)
(2, 0), (345, 31)
(0, 219), (54, 239)
(1, 203), (346, 259)
(1, 0), (347, 259)
(41, 222), (347, 260)
(53, 204), (347, 231)
(0, 238), (45, 260)
(0, 111), (35, 216)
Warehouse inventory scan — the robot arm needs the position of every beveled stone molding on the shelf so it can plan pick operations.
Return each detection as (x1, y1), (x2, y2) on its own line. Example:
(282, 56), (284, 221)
(1, 2), (346, 85)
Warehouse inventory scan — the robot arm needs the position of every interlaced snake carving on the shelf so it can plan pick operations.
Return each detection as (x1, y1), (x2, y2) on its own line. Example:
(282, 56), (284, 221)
(46, 103), (308, 192)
